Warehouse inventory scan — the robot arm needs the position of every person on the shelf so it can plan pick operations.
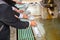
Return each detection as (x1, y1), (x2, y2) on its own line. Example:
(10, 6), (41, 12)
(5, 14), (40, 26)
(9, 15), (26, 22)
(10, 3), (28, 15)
(0, 0), (36, 40)
(4, 0), (29, 19)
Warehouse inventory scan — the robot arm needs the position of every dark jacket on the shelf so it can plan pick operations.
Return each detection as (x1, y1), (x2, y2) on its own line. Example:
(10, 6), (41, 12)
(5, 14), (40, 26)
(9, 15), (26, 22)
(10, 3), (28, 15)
(0, 1), (29, 40)
(3, 0), (19, 9)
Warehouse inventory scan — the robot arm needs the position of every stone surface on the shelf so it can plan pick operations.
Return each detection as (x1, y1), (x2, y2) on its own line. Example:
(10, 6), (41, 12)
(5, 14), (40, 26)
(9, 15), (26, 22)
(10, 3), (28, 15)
(10, 27), (17, 40)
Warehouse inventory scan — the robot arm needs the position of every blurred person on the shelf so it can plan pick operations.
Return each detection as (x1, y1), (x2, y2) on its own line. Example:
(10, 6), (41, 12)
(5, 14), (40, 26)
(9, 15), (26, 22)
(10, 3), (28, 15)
(0, 0), (36, 40)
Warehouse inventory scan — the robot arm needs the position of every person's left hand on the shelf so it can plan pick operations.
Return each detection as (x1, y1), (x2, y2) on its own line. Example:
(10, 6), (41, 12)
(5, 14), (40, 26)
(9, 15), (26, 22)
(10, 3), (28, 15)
(16, 2), (23, 4)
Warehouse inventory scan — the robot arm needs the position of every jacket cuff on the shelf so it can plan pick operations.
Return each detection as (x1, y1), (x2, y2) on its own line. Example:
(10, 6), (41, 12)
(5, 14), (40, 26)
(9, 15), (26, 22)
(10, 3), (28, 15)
(18, 13), (23, 18)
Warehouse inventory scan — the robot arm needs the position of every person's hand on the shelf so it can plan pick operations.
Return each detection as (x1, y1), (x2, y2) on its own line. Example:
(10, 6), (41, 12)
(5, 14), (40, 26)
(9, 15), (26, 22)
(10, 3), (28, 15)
(16, 10), (21, 13)
(30, 20), (37, 26)
(16, 10), (24, 13)
(12, 7), (24, 13)
(16, 2), (23, 4)
(19, 10), (24, 13)
(12, 7), (21, 13)
(14, 14), (28, 19)
(23, 14), (28, 19)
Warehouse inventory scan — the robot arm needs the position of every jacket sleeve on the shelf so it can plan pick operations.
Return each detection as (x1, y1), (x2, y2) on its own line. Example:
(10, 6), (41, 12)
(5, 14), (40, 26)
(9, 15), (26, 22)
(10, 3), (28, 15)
(0, 5), (29, 29)
(3, 0), (19, 9)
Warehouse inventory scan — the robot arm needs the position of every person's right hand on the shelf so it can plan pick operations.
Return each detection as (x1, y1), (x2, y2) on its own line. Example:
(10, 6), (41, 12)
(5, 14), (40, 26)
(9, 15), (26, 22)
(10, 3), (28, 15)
(23, 14), (28, 19)
(30, 20), (37, 27)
